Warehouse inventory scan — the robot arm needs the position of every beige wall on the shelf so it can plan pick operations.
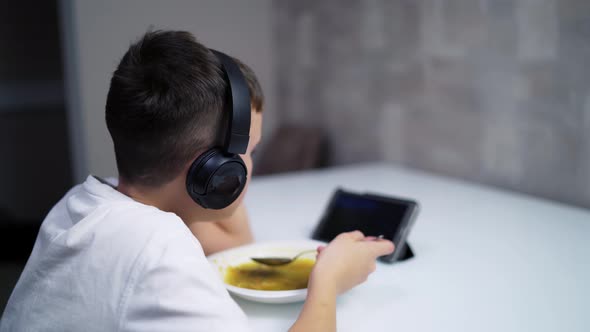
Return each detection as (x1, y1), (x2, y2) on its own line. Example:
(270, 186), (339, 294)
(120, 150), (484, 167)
(60, 0), (276, 182)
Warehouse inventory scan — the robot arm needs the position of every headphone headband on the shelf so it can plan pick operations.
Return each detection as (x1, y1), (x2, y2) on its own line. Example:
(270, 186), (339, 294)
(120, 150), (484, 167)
(186, 50), (251, 209)
(210, 49), (251, 155)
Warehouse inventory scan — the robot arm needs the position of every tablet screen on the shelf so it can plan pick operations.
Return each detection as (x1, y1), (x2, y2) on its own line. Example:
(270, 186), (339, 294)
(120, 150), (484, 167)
(313, 191), (412, 242)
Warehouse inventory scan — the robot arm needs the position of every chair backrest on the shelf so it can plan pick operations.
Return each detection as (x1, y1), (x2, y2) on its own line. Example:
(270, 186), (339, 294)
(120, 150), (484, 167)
(254, 125), (328, 175)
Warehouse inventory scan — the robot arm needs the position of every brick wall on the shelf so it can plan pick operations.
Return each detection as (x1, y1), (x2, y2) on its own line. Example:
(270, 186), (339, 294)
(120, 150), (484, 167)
(274, 0), (590, 209)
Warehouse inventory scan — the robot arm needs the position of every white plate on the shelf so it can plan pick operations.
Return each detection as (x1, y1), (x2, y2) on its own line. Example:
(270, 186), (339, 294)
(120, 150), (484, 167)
(207, 240), (326, 304)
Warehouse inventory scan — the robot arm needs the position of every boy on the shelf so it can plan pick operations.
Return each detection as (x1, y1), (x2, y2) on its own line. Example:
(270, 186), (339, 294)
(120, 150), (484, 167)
(0, 30), (393, 332)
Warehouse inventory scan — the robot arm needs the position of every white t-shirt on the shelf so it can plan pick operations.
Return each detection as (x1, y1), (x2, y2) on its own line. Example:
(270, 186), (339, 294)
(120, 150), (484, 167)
(0, 176), (250, 332)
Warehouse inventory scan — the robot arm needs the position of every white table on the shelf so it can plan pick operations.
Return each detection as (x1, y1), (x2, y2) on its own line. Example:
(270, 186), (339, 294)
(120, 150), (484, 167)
(240, 163), (590, 332)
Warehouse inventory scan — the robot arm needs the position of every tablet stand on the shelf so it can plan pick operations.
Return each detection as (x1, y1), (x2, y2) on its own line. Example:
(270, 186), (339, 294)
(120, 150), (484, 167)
(396, 242), (414, 262)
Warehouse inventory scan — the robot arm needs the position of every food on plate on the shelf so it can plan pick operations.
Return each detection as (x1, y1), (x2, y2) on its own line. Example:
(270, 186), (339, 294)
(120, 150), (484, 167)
(224, 258), (315, 291)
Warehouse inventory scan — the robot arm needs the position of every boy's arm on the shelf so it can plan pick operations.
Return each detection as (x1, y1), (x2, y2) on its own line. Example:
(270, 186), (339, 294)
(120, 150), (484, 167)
(288, 282), (337, 332)
(289, 232), (395, 332)
(122, 225), (252, 332)
(188, 203), (254, 255)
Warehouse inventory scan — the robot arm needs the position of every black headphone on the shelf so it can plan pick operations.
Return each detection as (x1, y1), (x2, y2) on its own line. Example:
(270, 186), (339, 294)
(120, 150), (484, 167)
(185, 50), (251, 209)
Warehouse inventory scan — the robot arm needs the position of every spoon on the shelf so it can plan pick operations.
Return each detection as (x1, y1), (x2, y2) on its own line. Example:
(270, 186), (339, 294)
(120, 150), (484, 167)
(251, 249), (318, 266)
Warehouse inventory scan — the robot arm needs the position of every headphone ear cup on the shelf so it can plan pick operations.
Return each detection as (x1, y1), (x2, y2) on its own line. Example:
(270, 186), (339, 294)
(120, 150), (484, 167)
(186, 149), (248, 209)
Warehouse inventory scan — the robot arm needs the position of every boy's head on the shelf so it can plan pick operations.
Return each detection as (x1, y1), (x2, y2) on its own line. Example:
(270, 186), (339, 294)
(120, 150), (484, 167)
(105, 30), (263, 220)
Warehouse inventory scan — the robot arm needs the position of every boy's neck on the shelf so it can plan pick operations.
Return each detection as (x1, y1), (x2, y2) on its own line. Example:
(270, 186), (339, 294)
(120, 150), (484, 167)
(115, 176), (221, 224)
(117, 179), (177, 214)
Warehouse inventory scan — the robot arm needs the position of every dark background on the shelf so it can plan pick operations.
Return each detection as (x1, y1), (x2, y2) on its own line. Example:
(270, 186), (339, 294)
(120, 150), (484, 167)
(0, 0), (72, 308)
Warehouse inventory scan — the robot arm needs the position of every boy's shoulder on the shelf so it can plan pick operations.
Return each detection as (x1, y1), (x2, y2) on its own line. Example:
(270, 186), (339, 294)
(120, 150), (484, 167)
(0, 178), (224, 332)
(33, 176), (204, 272)
(43, 176), (190, 245)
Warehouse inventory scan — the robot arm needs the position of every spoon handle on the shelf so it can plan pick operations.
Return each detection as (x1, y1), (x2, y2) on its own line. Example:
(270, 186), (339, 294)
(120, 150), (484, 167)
(292, 249), (318, 260)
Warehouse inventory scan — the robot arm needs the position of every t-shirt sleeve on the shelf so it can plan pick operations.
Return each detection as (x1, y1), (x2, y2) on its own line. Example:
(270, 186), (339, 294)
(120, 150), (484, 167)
(119, 226), (251, 332)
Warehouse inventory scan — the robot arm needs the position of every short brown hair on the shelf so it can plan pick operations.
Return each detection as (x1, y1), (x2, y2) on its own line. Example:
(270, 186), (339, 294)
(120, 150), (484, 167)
(105, 30), (264, 186)
(234, 57), (264, 112)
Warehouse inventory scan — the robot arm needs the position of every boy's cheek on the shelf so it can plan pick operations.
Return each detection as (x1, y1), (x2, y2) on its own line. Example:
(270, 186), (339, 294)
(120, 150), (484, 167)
(241, 154), (253, 174)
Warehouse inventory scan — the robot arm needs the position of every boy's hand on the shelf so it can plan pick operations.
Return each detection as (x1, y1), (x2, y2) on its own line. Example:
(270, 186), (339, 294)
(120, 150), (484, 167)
(290, 231), (394, 332)
(309, 231), (394, 296)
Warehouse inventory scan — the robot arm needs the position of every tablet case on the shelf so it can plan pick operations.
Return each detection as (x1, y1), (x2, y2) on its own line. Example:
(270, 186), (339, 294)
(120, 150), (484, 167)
(313, 188), (417, 263)
(396, 242), (414, 261)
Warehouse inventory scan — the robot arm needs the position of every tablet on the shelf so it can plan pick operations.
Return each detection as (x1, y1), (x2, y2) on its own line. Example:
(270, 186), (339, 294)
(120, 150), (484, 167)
(311, 188), (419, 263)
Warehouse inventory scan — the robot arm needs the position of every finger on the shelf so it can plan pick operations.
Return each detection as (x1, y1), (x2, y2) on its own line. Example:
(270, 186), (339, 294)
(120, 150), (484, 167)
(347, 230), (365, 240)
(363, 236), (377, 241)
(334, 230), (365, 241)
(366, 239), (395, 257)
(316, 245), (326, 253)
(369, 262), (377, 273)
